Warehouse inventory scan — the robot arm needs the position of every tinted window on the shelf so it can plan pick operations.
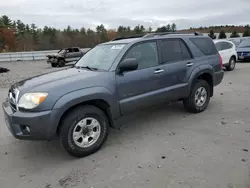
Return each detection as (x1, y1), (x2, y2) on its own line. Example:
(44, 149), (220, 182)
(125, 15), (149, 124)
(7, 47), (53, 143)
(221, 42), (233, 50)
(215, 42), (223, 51)
(159, 39), (192, 63)
(190, 38), (217, 55)
(73, 48), (80, 52)
(123, 42), (159, 70)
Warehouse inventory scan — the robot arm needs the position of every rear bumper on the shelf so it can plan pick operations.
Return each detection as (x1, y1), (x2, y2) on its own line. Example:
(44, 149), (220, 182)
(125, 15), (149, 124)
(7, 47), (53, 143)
(214, 70), (224, 87)
(2, 99), (59, 140)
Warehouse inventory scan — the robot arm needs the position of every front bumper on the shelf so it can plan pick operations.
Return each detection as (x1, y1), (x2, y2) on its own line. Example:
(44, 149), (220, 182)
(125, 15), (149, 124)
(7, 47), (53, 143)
(214, 70), (224, 87)
(2, 99), (58, 140)
(238, 56), (250, 60)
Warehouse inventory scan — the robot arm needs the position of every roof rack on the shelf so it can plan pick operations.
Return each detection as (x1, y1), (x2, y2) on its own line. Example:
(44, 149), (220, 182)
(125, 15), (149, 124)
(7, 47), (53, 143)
(143, 31), (203, 38)
(110, 32), (203, 41)
(111, 34), (145, 41)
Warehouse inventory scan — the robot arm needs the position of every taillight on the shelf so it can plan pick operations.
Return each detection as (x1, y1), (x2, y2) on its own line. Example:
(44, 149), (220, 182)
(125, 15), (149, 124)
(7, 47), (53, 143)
(219, 54), (223, 69)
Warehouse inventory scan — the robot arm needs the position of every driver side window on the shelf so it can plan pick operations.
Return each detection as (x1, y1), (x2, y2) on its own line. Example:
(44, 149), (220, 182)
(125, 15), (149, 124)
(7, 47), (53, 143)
(122, 42), (159, 70)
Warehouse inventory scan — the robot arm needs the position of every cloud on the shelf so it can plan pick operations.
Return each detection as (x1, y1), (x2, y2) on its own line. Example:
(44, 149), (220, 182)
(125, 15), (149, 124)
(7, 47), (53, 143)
(0, 0), (249, 30)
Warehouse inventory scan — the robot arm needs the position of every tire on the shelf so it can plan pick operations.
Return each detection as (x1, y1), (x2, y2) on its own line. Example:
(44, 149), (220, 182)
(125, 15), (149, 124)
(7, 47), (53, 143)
(226, 57), (236, 71)
(60, 105), (109, 158)
(51, 63), (57, 67)
(183, 79), (211, 113)
(58, 59), (65, 67)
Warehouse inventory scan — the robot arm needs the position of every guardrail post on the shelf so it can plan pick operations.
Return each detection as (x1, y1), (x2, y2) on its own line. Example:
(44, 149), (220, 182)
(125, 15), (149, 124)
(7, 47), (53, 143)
(9, 54), (11, 62)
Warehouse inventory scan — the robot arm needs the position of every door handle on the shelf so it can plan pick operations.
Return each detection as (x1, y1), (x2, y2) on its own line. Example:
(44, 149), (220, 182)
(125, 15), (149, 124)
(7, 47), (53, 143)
(186, 62), (194, 67)
(154, 69), (164, 74)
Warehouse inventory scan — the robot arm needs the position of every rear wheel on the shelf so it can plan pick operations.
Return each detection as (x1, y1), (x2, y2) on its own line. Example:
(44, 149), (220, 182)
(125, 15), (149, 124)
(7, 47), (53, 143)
(226, 57), (236, 71)
(60, 105), (109, 158)
(58, 59), (66, 67)
(183, 79), (211, 113)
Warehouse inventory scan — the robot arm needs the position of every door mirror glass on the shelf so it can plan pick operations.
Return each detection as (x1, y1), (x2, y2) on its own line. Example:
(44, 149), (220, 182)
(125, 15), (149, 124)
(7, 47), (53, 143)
(118, 58), (138, 73)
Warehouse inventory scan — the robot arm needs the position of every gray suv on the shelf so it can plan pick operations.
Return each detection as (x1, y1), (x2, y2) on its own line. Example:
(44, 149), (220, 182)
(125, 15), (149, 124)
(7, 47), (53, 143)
(2, 32), (224, 157)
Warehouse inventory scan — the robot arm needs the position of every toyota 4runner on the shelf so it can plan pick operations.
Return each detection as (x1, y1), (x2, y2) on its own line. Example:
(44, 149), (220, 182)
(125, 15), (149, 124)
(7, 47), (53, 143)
(2, 32), (224, 157)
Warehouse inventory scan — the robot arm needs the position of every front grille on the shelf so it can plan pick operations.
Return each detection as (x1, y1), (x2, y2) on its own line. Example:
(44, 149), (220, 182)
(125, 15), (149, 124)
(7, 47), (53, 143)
(8, 87), (19, 112)
(237, 52), (250, 56)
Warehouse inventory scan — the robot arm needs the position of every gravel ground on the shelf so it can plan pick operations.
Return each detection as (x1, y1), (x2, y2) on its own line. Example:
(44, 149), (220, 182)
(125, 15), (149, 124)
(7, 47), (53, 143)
(0, 61), (72, 88)
(0, 61), (250, 188)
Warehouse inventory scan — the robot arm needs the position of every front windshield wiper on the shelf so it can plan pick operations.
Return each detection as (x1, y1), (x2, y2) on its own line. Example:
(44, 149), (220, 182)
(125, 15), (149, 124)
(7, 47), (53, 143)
(75, 65), (98, 71)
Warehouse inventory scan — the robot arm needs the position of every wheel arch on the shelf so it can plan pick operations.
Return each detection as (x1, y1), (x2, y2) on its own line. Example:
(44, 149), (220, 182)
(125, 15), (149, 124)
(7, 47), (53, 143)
(188, 67), (214, 97)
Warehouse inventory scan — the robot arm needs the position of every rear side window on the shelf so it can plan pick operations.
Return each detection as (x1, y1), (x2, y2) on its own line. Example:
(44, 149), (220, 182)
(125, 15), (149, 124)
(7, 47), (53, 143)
(221, 42), (233, 50)
(73, 48), (80, 52)
(159, 39), (192, 63)
(190, 38), (218, 55)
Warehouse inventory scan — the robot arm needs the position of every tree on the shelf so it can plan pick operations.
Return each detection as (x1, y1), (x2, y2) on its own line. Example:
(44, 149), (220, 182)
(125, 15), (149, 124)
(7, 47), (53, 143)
(171, 23), (176, 32)
(134, 24), (145, 34)
(147, 27), (153, 33)
(107, 29), (117, 41)
(208, 30), (216, 39)
(218, 30), (227, 39)
(0, 15), (12, 28)
(156, 26), (168, 32)
(243, 29), (250, 37)
(166, 24), (171, 32)
(230, 30), (240, 38)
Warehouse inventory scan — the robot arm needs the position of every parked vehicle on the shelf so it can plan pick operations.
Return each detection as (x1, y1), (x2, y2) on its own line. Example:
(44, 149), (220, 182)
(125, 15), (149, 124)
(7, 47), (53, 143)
(237, 39), (250, 61)
(228, 37), (250, 48)
(213, 39), (237, 71)
(3, 32), (224, 158)
(47, 47), (88, 67)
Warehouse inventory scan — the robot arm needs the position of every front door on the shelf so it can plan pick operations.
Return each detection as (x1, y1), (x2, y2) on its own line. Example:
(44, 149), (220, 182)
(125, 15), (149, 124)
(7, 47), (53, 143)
(116, 41), (167, 115)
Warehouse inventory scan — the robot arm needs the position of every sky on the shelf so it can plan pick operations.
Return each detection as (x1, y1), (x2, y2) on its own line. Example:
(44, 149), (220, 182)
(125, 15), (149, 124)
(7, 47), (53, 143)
(1, 0), (250, 30)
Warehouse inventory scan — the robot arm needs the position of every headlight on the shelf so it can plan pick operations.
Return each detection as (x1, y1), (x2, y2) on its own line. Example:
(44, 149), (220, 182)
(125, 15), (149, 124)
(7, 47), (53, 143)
(18, 92), (48, 109)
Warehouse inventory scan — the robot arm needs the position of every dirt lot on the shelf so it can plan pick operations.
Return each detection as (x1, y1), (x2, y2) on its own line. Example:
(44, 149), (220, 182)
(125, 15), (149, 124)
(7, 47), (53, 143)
(0, 61), (250, 188)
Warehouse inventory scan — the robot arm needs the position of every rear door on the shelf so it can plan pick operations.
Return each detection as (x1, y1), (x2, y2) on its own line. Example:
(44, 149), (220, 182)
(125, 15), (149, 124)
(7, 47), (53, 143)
(221, 41), (233, 62)
(64, 48), (75, 62)
(156, 38), (195, 100)
(72, 48), (83, 60)
(214, 42), (227, 64)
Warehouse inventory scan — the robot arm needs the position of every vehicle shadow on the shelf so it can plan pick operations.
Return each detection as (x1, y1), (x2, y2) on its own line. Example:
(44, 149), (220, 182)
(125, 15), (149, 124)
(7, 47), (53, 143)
(3, 100), (217, 170)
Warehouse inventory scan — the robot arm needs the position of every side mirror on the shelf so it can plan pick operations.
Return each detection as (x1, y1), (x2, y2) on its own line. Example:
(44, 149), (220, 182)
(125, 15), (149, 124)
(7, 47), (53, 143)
(118, 58), (138, 73)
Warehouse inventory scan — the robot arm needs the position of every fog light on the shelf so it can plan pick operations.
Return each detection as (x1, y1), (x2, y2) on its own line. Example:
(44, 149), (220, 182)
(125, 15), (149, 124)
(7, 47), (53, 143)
(20, 125), (31, 135)
(25, 126), (30, 133)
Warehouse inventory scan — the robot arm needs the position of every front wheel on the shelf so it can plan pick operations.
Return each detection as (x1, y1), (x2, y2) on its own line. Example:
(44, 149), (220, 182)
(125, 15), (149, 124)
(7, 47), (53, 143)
(183, 80), (211, 113)
(60, 105), (109, 158)
(51, 63), (57, 67)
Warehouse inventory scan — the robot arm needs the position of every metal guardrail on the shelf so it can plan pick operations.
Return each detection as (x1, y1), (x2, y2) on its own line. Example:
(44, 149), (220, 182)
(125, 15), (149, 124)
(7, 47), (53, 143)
(0, 48), (91, 62)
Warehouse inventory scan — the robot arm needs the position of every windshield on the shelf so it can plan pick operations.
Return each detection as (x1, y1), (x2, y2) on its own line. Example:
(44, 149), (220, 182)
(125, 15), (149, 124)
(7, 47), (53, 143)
(238, 39), (250, 48)
(58, 49), (66, 54)
(75, 44), (126, 71)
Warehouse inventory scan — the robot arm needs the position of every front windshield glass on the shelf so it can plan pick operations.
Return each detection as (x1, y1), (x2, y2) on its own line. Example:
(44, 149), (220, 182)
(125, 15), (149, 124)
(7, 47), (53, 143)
(238, 39), (250, 48)
(58, 49), (66, 54)
(75, 44), (126, 71)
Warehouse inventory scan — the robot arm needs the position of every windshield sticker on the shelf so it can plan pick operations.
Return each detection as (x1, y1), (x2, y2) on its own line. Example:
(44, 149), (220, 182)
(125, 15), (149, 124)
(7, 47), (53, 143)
(111, 45), (125, 50)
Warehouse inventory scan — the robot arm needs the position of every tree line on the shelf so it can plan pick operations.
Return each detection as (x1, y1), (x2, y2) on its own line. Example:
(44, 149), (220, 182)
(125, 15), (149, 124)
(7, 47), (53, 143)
(0, 15), (250, 52)
(0, 15), (177, 52)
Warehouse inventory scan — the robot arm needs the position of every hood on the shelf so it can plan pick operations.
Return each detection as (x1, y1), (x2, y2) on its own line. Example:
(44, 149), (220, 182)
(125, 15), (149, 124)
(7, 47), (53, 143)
(47, 53), (64, 57)
(13, 67), (103, 92)
(237, 47), (250, 52)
